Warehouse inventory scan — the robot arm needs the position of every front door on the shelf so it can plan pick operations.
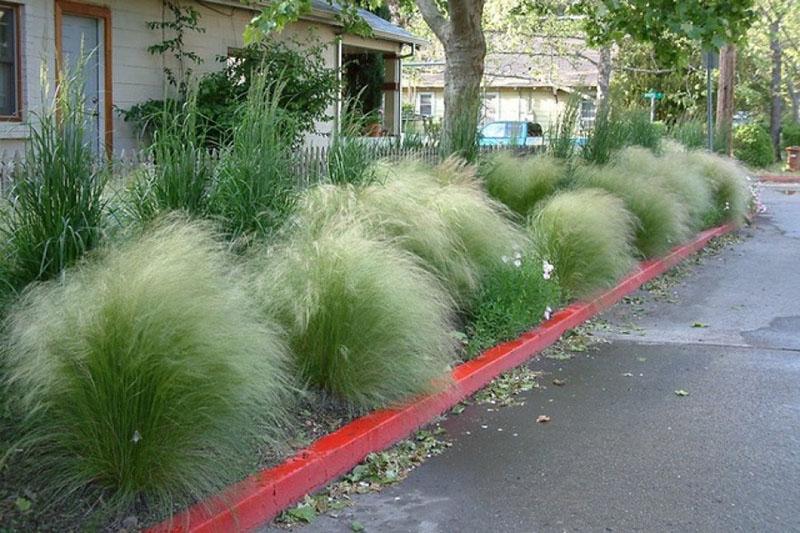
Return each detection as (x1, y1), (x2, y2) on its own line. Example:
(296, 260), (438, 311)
(56, 1), (112, 155)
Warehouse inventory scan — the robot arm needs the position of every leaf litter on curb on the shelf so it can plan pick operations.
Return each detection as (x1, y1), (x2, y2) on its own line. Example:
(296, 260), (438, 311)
(275, 427), (451, 527)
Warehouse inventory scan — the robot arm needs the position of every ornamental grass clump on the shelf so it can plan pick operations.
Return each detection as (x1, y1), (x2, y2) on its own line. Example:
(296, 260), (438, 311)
(481, 152), (569, 216)
(612, 146), (713, 232)
(466, 249), (562, 358)
(210, 73), (298, 240)
(685, 150), (752, 227)
(576, 163), (690, 258)
(126, 94), (214, 224)
(255, 220), (455, 408)
(529, 189), (637, 298)
(3, 219), (291, 510)
(0, 65), (106, 304)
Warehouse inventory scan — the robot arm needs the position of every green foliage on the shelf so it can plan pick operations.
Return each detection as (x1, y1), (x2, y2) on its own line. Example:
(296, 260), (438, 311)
(326, 97), (378, 186)
(685, 150), (752, 226)
(343, 52), (385, 117)
(122, 39), (338, 146)
(782, 121), (800, 148)
(466, 249), (562, 357)
(444, 98), (481, 163)
(209, 74), (298, 240)
(548, 96), (581, 160)
(529, 189), (637, 298)
(576, 0), (755, 63)
(582, 104), (626, 164)
(576, 163), (690, 258)
(670, 118), (707, 149)
(481, 152), (569, 215)
(619, 108), (663, 153)
(197, 39), (338, 147)
(126, 95), (213, 223)
(733, 123), (775, 168)
(254, 220), (455, 408)
(0, 66), (106, 303)
(3, 218), (291, 510)
(145, 1), (205, 97)
(613, 146), (713, 231)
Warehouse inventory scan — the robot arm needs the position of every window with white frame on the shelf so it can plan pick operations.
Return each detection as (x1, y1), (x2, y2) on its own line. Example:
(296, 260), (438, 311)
(580, 99), (597, 129)
(418, 92), (434, 116)
(0, 3), (21, 119)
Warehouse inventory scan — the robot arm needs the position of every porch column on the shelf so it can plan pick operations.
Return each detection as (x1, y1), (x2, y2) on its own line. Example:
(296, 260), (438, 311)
(383, 55), (401, 136)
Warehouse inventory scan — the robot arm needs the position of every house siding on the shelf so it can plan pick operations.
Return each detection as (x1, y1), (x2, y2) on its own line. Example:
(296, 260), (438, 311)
(405, 86), (573, 132)
(0, 0), (403, 156)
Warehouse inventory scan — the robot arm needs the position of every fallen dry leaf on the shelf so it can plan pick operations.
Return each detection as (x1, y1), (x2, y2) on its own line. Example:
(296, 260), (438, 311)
(536, 415), (551, 423)
(552, 378), (566, 386)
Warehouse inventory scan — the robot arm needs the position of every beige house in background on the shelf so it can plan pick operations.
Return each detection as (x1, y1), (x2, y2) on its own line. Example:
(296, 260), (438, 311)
(404, 46), (600, 133)
(0, 0), (423, 156)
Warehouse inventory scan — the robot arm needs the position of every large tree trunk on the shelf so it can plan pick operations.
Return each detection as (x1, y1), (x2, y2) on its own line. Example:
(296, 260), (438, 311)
(769, 20), (783, 162)
(715, 44), (736, 155)
(596, 45), (613, 112)
(416, 0), (486, 159)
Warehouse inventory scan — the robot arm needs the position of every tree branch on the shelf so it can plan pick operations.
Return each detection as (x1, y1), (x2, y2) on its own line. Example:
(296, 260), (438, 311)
(415, 0), (449, 43)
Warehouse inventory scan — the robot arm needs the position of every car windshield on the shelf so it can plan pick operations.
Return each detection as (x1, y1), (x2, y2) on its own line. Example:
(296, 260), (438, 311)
(482, 122), (506, 137)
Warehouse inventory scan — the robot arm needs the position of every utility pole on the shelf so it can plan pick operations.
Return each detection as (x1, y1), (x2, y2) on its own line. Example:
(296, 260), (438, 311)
(704, 49), (719, 151)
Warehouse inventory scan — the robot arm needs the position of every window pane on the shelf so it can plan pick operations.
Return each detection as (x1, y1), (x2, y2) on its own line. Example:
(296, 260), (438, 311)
(419, 93), (432, 116)
(0, 6), (17, 116)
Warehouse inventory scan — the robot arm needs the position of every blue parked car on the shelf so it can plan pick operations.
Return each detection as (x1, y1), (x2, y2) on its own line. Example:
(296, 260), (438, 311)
(478, 121), (545, 147)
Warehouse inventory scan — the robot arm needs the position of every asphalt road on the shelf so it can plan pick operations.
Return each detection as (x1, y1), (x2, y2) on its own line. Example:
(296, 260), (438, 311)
(276, 185), (800, 533)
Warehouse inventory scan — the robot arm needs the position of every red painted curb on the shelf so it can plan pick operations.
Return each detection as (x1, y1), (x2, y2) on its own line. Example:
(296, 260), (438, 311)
(149, 223), (736, 533)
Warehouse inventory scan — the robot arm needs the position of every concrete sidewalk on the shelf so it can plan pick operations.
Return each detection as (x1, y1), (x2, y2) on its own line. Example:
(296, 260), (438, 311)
(280, 187), (800, 533)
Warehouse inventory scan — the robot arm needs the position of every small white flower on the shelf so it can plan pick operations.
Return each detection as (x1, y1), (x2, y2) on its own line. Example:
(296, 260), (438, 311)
(501, 255), (510, 264)
(724, 201), (731, 211)
(514, 251), (523, 260)
(132, 430), (142, 444)
(513, 259), (522, 268)
(543, 306), (553, 320)
(542, 260), (555, 280)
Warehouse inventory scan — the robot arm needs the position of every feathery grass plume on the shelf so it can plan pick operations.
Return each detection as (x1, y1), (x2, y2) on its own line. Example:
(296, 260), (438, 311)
(126, 94), (213, 223)
(255, 220), (455, 408)
(612, 146), (713, 232)
(0, 63), (106, 305)
(575, 163), (690, 258)
(3, 218), (291, 511)
(684, 150), (752, 227)
(529, 189), (637, 298)
(466, 248), (562, 358)
(210, 71), (298, 240)
(480, 152), (569, 216)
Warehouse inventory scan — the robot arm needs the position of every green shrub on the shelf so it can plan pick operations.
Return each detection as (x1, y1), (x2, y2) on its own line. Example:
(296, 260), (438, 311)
(685, 150), (752, 227)
(733, 123), (774, 169)
(466, 248), (562, 357)
(576, 163), (690, 258)
(209, 73), (298, 240)
(782, 121), (800, 148)
(529, 189), (637, 298)
(3, 218), (291, 510)
(126, 94), (213, 223)
(255, 220), (455, 408)
(670, 118), (706, 150)
(612, 146), (713, 232)
(481, 152), (569, 216)
(0, 66), (106, 304)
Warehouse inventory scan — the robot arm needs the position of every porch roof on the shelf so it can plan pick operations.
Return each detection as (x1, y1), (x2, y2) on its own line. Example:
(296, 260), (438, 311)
(306, 1), (427, 47)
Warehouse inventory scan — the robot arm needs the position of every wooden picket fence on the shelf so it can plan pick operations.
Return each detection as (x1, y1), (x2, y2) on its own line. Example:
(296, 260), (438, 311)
(0, 142), (545, 194)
